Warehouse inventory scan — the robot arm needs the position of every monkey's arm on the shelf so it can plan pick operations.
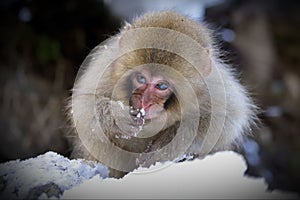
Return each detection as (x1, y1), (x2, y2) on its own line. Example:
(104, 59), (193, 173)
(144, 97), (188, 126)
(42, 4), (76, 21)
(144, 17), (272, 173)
(70, 94), (140, 152)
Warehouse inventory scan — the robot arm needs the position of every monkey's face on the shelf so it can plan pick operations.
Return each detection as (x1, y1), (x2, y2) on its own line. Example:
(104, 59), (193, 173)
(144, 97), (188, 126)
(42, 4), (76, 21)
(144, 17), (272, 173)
(129, 70), (172, 120)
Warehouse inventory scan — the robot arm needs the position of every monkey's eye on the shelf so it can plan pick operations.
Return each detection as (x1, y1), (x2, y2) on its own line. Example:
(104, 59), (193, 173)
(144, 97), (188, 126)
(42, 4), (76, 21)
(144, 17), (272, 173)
(136, 74), (147, 84)
(156, 82), (169, 90)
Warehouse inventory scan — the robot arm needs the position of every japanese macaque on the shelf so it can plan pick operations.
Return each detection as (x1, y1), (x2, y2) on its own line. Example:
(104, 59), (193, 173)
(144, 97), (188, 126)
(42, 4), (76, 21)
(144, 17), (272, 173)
(68, 11), (257, 178)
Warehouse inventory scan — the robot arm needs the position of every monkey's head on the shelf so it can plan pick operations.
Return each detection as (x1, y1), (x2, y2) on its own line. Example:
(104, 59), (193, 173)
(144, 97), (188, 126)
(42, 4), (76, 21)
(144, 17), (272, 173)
(110, 11), (213, 128)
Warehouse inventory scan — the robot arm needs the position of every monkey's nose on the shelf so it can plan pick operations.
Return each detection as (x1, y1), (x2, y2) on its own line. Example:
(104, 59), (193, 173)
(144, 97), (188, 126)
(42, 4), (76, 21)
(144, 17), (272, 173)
(141, 95), (153, 109)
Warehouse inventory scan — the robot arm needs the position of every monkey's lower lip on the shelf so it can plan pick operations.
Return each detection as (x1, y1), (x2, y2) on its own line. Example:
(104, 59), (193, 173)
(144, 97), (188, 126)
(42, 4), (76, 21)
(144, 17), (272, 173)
(143, 108), (154, 119)
(142, 108), (152, 117)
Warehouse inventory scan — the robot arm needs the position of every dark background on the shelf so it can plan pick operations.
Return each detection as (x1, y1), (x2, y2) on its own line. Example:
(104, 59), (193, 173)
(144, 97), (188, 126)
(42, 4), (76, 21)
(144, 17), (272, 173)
(0, 0), (299, 195)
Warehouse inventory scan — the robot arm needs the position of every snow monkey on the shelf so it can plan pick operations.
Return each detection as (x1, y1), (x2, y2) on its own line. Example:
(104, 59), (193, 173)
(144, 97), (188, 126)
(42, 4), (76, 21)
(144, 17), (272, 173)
(68, 11), (257, 178)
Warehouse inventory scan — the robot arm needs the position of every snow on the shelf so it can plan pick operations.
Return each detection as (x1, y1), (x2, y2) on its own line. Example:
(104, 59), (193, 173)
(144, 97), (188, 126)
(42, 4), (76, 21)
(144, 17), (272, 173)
(0, 151), (108, 199)
(140, 108), (146, 116)
(0, 151), (297, 199)
(62, 151), (297, 199)
(136, 108), (146, 132)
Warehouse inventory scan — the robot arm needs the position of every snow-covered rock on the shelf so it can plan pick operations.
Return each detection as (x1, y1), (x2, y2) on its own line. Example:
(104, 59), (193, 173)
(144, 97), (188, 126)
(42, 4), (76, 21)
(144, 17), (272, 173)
(62, 151), (297, 199)
(0, 151), (297, 199)
(0, 151), (108, 199)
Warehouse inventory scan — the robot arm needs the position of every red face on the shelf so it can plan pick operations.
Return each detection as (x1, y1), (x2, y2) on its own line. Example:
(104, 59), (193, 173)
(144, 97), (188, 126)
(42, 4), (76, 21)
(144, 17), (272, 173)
(129, 70), (172, 119)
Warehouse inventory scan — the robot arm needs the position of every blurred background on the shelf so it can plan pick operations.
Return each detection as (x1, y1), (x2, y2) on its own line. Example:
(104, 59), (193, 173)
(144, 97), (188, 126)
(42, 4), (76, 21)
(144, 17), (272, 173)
(0, 0), (299, 195)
